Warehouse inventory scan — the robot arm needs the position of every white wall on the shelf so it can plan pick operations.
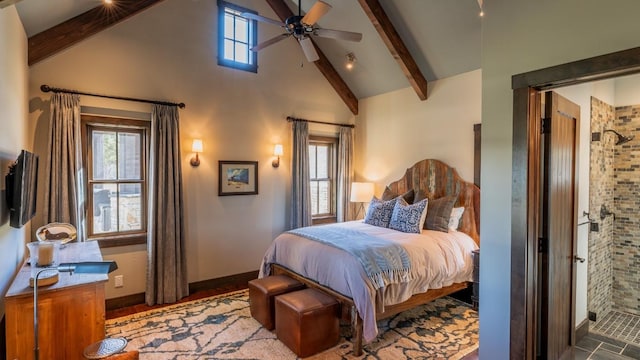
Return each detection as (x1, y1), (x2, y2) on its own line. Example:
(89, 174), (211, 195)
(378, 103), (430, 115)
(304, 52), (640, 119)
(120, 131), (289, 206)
(614, 73), (640, 106)
(355, 69), (481, 189)
(481, 1), (640, 358)
(0, 5), (29, 318)
(27, 0), (353, 299)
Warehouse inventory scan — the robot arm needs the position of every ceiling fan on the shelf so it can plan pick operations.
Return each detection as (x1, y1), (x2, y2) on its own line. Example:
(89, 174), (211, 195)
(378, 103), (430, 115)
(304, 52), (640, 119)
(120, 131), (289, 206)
(242, 0), (363, 62)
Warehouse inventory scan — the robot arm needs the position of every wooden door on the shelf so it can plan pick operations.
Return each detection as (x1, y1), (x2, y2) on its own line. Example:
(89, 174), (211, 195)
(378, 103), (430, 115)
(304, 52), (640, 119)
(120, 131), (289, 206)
(539, 91), (579, 359)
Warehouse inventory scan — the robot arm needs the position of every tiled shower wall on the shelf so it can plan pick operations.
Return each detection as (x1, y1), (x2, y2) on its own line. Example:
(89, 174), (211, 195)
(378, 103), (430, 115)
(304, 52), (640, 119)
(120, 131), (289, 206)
(612, 105), (640, 316)
(589, 96), (615, 322)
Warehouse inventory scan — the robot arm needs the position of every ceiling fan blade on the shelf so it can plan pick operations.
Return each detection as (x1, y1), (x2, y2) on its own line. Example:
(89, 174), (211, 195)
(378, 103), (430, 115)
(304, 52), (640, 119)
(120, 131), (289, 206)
(299, 37), (319, 62)
(314, 28), (363, 42)
(241, 12), (285, 27)
(301, 0), (332, 26)
(251, 33), (290, 52)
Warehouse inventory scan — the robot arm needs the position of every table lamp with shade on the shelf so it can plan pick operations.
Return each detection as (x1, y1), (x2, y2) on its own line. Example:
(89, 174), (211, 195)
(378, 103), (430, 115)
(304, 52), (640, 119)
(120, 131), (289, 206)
(350, 182), (374, 220)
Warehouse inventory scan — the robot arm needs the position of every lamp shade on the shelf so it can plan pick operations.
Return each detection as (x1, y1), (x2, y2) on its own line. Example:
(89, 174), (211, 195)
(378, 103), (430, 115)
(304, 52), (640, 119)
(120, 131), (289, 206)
(350, 182), (374, 202)
(274, 144), (283, 156)
(192, 139), (203, 153)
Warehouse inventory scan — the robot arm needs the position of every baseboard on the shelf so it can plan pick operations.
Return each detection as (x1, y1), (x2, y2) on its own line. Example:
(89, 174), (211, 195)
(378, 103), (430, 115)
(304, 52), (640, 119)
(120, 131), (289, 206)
(106, 292), (146, 311)
(106, 270), (259, 311)
(189, 270), (258, 294)
(576, 318), (589, 342)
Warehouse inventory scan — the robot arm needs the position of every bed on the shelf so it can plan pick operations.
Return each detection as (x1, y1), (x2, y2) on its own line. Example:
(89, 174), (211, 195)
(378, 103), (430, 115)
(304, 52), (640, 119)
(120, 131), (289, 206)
(259, 159), (480, 356)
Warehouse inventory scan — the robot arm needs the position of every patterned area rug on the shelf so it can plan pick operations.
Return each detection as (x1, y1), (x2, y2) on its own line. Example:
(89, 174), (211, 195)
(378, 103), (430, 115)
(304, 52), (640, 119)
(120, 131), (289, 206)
(106, 289), (478, 359)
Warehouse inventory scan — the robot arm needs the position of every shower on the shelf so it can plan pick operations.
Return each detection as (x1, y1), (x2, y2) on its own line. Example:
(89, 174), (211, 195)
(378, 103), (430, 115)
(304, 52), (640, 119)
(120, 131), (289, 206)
(588, 100), (640, 349)
(603, 129), (634, 145)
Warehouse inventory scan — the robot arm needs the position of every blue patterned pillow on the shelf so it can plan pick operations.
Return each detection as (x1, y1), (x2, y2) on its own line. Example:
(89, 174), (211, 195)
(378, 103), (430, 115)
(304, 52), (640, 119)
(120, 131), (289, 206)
(364, 196), (398, 228)
(389, 198), (429, 233)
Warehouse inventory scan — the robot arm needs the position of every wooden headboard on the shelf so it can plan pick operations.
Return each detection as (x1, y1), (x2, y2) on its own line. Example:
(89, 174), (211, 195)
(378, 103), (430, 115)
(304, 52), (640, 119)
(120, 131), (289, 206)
(386, 159), (480, 245)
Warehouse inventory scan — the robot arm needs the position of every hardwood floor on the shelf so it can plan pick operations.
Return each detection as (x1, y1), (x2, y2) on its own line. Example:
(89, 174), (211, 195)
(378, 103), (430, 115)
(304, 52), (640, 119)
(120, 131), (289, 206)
(107, 285), (479, 359)
(106, 283), (248, 319)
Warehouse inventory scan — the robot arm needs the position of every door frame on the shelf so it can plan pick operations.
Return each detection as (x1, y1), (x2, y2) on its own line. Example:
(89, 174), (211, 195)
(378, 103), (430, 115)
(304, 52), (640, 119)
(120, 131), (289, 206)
(510, 47), (640, 359)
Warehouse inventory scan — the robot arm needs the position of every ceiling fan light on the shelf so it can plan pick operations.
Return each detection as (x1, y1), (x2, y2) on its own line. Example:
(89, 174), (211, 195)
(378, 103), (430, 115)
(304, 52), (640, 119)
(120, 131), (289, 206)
(299, 37), (319, 62)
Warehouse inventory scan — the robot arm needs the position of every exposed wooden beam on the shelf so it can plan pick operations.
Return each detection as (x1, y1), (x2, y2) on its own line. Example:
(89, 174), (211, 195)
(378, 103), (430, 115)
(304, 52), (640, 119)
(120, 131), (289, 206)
(357, 0), (428, 100)
(28, 0), (165, 66)
(264, 0), (359, 115)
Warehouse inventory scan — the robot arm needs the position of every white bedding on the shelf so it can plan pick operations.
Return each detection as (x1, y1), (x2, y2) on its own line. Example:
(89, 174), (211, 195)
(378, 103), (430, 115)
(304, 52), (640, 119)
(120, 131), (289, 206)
(259, 220), (479, 343)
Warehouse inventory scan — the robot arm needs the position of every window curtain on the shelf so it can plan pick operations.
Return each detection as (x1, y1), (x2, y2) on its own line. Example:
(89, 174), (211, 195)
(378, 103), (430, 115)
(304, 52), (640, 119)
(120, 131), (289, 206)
(146, 104), (188, 305)
(336, 126), (354, 222)
(290, 121), (312, 229)
(43, 93), (86, 240)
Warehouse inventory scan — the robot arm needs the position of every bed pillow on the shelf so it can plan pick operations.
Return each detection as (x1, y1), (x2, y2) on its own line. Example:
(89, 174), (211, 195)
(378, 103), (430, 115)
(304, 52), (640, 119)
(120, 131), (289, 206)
(449, 206), (465, 231)
(424, 195), (457, 232)
(389, 198), (429, 233)
(381, 187), (414, 204)
(364, 196), (398, 228)
(413, 189), (427, 203)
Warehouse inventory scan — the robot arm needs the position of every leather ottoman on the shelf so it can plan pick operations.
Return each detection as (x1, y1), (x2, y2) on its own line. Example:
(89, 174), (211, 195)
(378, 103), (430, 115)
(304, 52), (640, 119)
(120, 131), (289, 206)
(248, 275), (305, 330)
(275, 288), (340, 358)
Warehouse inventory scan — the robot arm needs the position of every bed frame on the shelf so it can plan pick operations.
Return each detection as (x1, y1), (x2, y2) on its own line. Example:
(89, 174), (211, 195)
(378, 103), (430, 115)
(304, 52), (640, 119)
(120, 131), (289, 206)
(272, 159), (480, 356)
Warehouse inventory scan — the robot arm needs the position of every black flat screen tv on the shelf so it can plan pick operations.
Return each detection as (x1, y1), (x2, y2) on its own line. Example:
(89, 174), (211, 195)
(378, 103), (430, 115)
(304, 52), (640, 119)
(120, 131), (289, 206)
(5, 150), (39, 228)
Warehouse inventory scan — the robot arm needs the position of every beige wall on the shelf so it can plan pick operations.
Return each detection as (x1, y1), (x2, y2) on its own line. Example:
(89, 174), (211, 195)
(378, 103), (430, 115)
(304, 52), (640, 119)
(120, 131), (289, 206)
(0, 5), (29, 317)
(481, 1), (640, 357)
(355, 69), (481, 191)
(27, 0), (353, 299)
(614, 74), (640, 106)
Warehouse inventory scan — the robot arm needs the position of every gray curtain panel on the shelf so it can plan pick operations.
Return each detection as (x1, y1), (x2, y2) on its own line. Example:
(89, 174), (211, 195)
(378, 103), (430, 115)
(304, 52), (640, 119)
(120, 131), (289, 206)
(43, 93), (86, 240)
(336, 126), (354, 222)
(146, 104), (188, 305)
(290, 121), (312, 229)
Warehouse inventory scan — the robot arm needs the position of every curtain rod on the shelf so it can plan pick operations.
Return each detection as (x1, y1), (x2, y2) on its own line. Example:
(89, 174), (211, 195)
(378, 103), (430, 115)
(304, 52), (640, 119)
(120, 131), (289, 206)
(40, 85), (186, 109)
(286, 116), (354, 128)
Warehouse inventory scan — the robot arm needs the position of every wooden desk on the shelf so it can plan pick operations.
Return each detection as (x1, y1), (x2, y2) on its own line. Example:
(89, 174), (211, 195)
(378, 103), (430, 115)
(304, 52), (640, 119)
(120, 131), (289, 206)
(5, 241), (108, 360)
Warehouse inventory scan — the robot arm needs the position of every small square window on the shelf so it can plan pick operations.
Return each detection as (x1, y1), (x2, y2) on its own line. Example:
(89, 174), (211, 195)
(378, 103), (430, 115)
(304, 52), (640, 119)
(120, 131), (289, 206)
(218, 0), (258, 73)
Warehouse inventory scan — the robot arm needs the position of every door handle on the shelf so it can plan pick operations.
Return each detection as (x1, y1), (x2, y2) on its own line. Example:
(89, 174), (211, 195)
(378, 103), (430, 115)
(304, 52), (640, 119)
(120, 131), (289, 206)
(574, 256), (586, 263)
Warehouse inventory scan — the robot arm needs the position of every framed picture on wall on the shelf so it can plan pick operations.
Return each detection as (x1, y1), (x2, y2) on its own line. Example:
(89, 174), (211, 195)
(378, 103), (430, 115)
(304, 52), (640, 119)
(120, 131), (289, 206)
(218, 161), (258, 196)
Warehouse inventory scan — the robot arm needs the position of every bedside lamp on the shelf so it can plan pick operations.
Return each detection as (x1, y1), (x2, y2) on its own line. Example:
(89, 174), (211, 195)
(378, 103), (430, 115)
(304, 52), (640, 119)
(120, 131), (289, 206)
(33, 261), (118, 360)
(350, 182), (374, 220)
(190, 139), (203, 167)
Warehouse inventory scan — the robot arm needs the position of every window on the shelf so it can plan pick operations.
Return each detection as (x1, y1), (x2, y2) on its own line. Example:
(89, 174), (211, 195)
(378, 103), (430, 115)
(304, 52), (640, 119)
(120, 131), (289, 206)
(309, 136), (337, 223)
(217, 0), (258, 73)
(82, 115), (149, 247)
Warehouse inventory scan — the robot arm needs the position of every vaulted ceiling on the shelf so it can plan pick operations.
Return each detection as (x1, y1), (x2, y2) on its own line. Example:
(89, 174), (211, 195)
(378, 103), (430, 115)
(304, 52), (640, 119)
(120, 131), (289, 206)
(14, 0), (481, 113)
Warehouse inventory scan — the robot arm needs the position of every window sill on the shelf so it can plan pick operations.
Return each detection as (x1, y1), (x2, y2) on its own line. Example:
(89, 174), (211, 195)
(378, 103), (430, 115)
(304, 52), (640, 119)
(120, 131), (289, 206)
(312, 216), (337, 225)
(91, 234), (147, 248)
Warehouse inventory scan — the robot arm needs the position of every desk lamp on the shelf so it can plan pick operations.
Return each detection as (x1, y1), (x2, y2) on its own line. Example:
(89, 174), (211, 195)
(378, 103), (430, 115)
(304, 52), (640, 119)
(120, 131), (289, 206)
(33, 261), (118, 360)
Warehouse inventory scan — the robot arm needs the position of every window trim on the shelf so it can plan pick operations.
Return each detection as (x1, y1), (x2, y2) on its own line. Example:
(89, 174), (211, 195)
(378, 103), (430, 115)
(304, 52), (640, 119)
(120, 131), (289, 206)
(217, 0), (258, 73)
(81, 115), (150, 247)
(309, 135), (338, 223)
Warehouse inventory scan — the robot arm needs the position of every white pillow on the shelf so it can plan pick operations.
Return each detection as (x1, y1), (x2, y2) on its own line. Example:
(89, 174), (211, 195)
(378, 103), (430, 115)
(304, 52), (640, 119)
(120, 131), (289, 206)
(448, 207), (465, 231)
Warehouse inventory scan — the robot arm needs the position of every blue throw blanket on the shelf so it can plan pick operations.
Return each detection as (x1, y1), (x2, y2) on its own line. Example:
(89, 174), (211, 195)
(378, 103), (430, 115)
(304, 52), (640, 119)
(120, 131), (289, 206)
(288, 225), (413, 289)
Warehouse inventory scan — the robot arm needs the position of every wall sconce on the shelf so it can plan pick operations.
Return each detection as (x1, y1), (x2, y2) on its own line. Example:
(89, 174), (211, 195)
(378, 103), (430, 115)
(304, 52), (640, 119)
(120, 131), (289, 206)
(272, 144), (283, 168)
(345, 52), (356, 70)
(350, 182), (374, 219)
(190, 139), (203, 167)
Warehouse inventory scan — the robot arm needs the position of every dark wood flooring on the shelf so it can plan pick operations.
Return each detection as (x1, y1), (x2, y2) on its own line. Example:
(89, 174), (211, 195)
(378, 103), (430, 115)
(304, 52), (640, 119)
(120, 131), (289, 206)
(106, 283), (248, 319)
(106, 285), (479, 359)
